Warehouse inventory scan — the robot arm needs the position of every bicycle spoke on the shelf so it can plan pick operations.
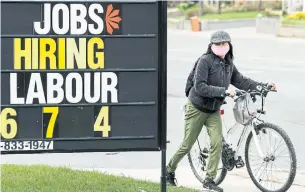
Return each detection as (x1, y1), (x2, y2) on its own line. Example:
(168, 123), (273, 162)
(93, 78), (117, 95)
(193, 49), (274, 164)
(266, 161), (276, 190)
(255, 160), (291, 191)
(248, 153), (263, 160)
(275, 147), (289, 158)
(263, 166), (269, 189)
(272, 162), (288, 184)
(269, 161), (275, 190)
(253, 161), (266, 177)
(268, 130), (273, 155)
(251, 161), (266, 168)
(269, 161), (286, 190)
(256, 161), (269, 188)
(249, 159), (264, 165)
(272, 136), (284, 154)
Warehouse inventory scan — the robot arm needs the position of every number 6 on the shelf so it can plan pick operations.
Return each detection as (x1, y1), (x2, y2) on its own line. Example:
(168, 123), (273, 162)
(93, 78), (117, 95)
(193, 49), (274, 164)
(0, 108), (18, 139)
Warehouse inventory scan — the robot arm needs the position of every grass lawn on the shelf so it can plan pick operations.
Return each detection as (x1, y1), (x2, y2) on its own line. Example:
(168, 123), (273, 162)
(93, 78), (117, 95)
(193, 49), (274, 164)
(282, 18), (305, 26)
(1, 164), (199, 192)
(199, 11), (263, 20)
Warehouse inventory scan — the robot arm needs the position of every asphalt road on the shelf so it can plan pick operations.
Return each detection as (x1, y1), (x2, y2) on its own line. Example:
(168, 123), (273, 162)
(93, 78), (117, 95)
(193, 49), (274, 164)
(1, 27), (305, 190)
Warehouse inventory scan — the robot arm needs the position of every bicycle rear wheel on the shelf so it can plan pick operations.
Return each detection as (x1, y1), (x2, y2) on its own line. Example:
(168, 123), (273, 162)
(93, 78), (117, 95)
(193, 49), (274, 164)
(187, 129), (227, 185)
(245, 122), (297, 192)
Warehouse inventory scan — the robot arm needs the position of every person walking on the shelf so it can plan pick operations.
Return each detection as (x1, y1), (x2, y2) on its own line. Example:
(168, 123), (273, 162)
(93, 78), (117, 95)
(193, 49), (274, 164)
(166, 30), (276, 192)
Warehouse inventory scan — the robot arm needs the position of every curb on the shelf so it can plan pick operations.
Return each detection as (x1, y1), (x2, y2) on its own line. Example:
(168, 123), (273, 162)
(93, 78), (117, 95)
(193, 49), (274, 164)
(256, 17), (305, 39)
(167, 18), (256, 31)
(168, 17), (305, 39)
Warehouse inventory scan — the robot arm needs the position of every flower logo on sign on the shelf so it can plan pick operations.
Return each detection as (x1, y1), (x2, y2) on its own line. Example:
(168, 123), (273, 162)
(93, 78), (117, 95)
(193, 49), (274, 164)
(106, 4), (122, 35)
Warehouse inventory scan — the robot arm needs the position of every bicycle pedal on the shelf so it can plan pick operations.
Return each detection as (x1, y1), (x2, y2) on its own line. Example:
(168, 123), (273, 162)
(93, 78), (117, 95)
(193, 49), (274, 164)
(202, 147), (209, 153)
(235, 156), (245, 168)
(201, 148), (209, 159)
(235, 163), (244, 168)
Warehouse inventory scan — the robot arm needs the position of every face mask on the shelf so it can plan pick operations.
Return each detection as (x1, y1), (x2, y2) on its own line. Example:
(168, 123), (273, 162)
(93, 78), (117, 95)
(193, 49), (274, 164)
(211, 44), (230, 58)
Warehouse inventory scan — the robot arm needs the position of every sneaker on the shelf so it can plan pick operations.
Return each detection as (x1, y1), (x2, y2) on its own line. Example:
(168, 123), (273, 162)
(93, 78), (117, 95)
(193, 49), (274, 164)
(202, 178), (223, 192)
(166, 170), (177, 186)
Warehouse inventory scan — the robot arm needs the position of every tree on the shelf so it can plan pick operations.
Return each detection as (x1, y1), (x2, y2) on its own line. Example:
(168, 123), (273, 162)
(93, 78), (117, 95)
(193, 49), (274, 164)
(198, 1), (204, 16)
(218, 0), (222, 14)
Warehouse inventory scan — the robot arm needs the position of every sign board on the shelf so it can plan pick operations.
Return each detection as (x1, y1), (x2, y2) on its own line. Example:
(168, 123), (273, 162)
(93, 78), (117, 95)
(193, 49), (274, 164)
(0, 0), (167, 154)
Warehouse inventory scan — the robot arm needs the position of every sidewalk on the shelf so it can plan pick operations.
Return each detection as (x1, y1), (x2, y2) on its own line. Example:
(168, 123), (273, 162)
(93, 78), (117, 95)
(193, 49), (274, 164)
(72, 166), (305, 192)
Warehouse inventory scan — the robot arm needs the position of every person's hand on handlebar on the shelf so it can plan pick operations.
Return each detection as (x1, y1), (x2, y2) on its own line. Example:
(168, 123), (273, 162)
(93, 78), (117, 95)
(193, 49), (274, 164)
(225, 89), (236, 98)
(267, 82), (277, 91)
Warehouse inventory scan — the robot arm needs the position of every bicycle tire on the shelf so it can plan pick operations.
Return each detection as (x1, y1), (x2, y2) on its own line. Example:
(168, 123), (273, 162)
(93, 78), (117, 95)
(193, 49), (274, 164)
(187, 147), (227, 186)
(245, 122), (297, 192)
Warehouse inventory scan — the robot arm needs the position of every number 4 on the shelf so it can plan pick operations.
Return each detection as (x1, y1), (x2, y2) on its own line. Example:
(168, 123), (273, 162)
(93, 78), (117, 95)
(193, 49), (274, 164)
(94, 106), (111, 137)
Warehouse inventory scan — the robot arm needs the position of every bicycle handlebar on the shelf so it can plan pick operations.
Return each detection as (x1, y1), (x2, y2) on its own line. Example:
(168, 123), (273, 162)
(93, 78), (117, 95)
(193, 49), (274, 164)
(233, 83), (276, 106)
(223, 84), (277, 115)
(235, 83), (277, 98)
(224, 83), (277, 102)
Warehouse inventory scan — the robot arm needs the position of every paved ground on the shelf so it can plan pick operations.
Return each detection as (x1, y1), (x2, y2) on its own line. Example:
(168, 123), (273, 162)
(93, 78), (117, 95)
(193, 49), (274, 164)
(1, 27), (305, 191)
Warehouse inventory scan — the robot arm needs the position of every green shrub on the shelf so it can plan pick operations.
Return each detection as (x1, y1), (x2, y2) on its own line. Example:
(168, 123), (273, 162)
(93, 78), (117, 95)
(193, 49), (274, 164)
(176, 3), (191, 12)
(222, 6), (240, 12)
(243, 4), (259, 11)
(263, 1), (282, 10)
(264, 8), (281, 17)
(183, 4), (218, 19)
(184, 7), (199, 19)
(222, 4), (258, 12)
(201, 6), (217, 14)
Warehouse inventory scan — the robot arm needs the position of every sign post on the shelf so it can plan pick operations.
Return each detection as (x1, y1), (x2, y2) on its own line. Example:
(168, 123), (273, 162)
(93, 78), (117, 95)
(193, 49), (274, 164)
(158, 2), (168, 191)
(1, 0), (167, 191)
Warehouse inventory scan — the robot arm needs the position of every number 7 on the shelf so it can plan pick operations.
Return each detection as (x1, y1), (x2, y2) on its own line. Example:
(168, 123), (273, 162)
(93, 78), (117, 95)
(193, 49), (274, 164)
(43, 107), (59, 138)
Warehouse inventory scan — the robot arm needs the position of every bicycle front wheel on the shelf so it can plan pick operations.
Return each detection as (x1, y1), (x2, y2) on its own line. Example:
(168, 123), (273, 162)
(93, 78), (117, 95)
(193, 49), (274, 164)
(245, 122), (297, 192)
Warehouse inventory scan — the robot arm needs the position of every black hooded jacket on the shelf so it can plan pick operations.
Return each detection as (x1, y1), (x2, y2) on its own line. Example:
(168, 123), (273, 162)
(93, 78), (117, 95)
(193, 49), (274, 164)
(185, 53), (261, 113)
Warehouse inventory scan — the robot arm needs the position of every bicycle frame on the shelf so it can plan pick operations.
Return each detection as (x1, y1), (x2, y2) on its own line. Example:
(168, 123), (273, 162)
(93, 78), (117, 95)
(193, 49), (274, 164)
(186, 84), (275, 159)
(186, 109), (268, 160)
(220, 85), (276, 159)
(221, 116), (267, 159)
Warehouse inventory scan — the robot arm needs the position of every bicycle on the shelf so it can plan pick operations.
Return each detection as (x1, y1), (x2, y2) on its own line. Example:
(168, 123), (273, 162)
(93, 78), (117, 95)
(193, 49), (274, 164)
(187, 84), (297, 192)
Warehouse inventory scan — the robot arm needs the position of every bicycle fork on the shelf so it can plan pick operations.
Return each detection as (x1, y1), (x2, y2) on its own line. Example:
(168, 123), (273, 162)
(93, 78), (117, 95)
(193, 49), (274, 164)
(251, 121), (266, 158)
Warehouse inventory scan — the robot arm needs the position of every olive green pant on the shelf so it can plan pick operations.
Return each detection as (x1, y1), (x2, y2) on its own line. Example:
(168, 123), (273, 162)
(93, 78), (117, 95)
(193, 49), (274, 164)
(167, 99), (223, 179)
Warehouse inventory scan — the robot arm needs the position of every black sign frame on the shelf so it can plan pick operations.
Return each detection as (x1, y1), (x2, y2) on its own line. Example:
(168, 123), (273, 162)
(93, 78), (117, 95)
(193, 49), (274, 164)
(0, 0), (167, 154)
(1, 1), (168, 190)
